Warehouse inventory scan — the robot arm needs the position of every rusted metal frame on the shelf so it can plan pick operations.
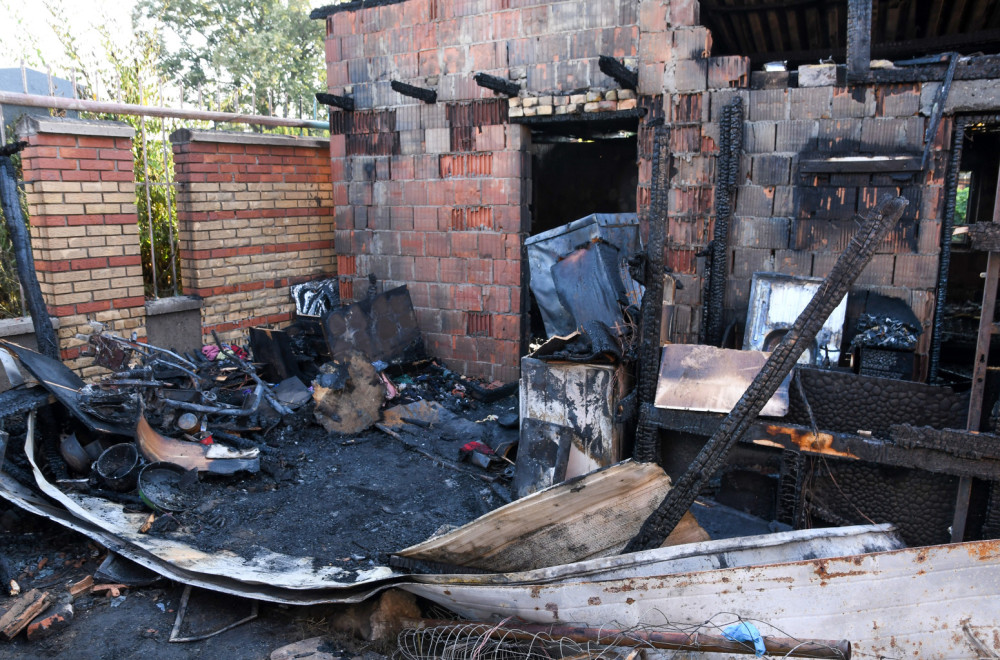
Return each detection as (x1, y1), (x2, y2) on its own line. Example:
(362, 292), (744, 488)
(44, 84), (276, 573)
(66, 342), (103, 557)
(846, 0), (872, 81)
(400, 618), (853, 659)
(625, 196), (908, 552)
(642, 404), (1000, 482)
(633, 124), (670, 464)
(0, 146), (60, 360)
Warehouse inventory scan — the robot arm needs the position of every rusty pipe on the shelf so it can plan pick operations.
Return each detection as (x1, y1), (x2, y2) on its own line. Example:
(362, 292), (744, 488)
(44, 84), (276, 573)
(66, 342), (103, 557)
(401, 618), (851, 659)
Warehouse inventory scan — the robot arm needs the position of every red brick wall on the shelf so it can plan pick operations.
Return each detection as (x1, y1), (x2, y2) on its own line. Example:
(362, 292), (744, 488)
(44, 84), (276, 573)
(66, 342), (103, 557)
(321, 0), (951, 378)
(329, 103), (525, 382)
(171, 130), (335, 344)
(17, 117), (145, 375)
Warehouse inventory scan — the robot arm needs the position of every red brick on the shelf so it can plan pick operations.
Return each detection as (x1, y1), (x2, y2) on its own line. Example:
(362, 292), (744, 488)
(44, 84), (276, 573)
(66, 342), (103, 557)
(76, 300), (111, 314)
(71, 257), (108, 270)
(30, 134), (77, 147)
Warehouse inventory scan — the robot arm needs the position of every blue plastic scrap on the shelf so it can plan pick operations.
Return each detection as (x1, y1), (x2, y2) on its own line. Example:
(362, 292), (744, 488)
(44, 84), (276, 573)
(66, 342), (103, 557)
(722, 621), (766, 657)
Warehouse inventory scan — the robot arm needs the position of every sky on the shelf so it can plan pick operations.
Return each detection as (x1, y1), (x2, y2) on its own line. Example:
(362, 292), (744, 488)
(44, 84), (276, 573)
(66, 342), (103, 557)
(0, 0), (332, 72)
(0, 0), (138, 70)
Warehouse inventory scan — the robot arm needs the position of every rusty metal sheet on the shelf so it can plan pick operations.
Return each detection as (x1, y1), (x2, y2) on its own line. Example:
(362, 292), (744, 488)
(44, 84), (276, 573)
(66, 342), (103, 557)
(404, 539), (1000, 658)
(321, 285), (424, 365)
(654, 345), (790, 417)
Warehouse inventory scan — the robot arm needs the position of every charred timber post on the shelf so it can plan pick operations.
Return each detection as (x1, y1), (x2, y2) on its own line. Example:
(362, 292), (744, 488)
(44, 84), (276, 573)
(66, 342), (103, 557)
(0, 143), (60, 360)
(634, 124), (670, 463)
(598, 55), (638, 90)
(315, 92), (355, 112)
(930, 117), (969, 382)
(625, 196), (909, 552)
(703, 97), (743, 346)
(846, 0), (873, 80)
(390, 81), (437, 104)
(401, 619), (853, 659)
(473, 73), (520, 97)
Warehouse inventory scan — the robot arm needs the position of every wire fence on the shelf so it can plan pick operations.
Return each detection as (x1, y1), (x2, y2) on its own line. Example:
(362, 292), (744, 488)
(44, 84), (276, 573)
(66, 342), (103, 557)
(396, 611), (856, 660)
(0, 61), (329, 318)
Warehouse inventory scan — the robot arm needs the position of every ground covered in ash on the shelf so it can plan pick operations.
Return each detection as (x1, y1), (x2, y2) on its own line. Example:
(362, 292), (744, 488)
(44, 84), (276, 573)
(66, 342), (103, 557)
(177, 401), (516, 571)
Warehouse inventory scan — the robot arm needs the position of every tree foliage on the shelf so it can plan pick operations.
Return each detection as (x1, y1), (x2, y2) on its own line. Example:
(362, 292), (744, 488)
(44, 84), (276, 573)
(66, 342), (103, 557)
(133, 0), (325, 118)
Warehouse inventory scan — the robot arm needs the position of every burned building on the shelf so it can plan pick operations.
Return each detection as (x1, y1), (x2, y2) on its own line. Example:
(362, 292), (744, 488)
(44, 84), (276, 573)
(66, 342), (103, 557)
(312, 0), (1000, 544)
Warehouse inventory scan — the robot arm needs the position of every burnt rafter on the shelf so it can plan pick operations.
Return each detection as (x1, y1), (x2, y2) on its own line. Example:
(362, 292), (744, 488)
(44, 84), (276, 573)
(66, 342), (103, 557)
(473, 73), (521, 97)
(315, 92), (355, 112)
(598, 55), (639, 90)
(391, 80), (437, 104)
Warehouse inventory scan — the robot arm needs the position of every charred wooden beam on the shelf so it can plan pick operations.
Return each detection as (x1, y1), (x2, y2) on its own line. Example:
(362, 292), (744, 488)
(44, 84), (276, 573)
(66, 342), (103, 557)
(598, 55), (638, 90)
(703, 97), (743, 346)
(846, 0), (872, 80)
(799, 155), (920, 174)
(625, 195), (909, 552)
(390, 80), (436, 104)
(0, 145), (60, 360)
(642, 405), (1000, 482)
(633, 125), (670, 464)
(965, 222), (1000, 252)
(315, 92), (355, 112)
(473, 73), (520, 97)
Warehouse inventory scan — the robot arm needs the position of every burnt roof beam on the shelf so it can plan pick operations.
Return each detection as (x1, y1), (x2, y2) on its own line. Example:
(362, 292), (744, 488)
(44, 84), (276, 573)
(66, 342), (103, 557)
(390, 80), (437, 104)
(598, 55), (638, 91)
(846, 0), (873, 81)
(315, 92), (355, 112)
(473, 73), (520, 97)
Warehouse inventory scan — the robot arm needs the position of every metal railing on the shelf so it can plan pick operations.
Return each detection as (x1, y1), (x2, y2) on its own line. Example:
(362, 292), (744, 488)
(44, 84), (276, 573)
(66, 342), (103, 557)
(0, 62), (329, 307)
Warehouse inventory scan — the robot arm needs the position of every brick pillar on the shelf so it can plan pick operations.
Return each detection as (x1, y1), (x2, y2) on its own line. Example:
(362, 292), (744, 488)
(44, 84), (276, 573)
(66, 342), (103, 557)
(17, 116), (145, 376)
(170, 130), (335, 344)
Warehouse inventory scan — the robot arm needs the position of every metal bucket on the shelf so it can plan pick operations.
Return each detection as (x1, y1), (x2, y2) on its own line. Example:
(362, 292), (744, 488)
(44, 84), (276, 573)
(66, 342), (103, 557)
(94, 443), (141, 492)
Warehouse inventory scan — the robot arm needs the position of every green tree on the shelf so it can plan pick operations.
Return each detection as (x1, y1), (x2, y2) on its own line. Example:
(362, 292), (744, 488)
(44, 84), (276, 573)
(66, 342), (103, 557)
(132, 0), (324, 118)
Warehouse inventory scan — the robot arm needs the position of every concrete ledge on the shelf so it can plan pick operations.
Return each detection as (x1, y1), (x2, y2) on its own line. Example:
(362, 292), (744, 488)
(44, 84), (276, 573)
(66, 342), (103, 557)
(16, 115), (135, 139)
(0, 316), (60, 338)
(145, 295), (202, 316)
(169, 128), (328, 150)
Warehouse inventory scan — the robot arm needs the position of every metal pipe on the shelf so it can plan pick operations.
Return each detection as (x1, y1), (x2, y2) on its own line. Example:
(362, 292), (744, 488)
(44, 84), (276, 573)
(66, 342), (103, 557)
(0, 91), (328, 131)
(401, 618), (852, 659)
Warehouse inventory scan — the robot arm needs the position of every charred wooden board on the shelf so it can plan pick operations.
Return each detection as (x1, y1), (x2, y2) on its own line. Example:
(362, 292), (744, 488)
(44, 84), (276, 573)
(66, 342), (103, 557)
(641, 404), (1000, 482)
(321, 286), (425, 366)
(625, 196), (909, 552)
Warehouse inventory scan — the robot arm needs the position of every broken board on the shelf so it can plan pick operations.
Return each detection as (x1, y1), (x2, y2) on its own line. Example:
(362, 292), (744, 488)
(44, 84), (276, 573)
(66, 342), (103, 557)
(654, 344), (791, 417)
(513, 418), (574, 498)
(519, 356), (628, 483)
(321, 285), (424, 365)
(395, 460), (672, 573)
(312, 351), (385, 435)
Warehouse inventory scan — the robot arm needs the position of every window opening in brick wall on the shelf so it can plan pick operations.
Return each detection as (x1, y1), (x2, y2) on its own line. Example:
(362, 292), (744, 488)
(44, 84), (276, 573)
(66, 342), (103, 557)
(525, 118), (639, 340)
(939, 125), (1000, 381)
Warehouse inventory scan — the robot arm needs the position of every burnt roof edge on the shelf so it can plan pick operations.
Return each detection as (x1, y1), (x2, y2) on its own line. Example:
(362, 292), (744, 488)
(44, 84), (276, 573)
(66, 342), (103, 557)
(310, 0), (408, 20)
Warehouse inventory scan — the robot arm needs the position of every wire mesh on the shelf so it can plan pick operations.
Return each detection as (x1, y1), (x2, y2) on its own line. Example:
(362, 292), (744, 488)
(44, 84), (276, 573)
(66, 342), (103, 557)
(396, 611), (855, 660)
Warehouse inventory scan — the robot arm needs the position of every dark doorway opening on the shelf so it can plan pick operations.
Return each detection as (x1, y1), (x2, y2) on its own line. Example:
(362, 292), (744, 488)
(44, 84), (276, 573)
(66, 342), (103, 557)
(939, 126), (1000, 382)
(524, 117), (639, 340)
